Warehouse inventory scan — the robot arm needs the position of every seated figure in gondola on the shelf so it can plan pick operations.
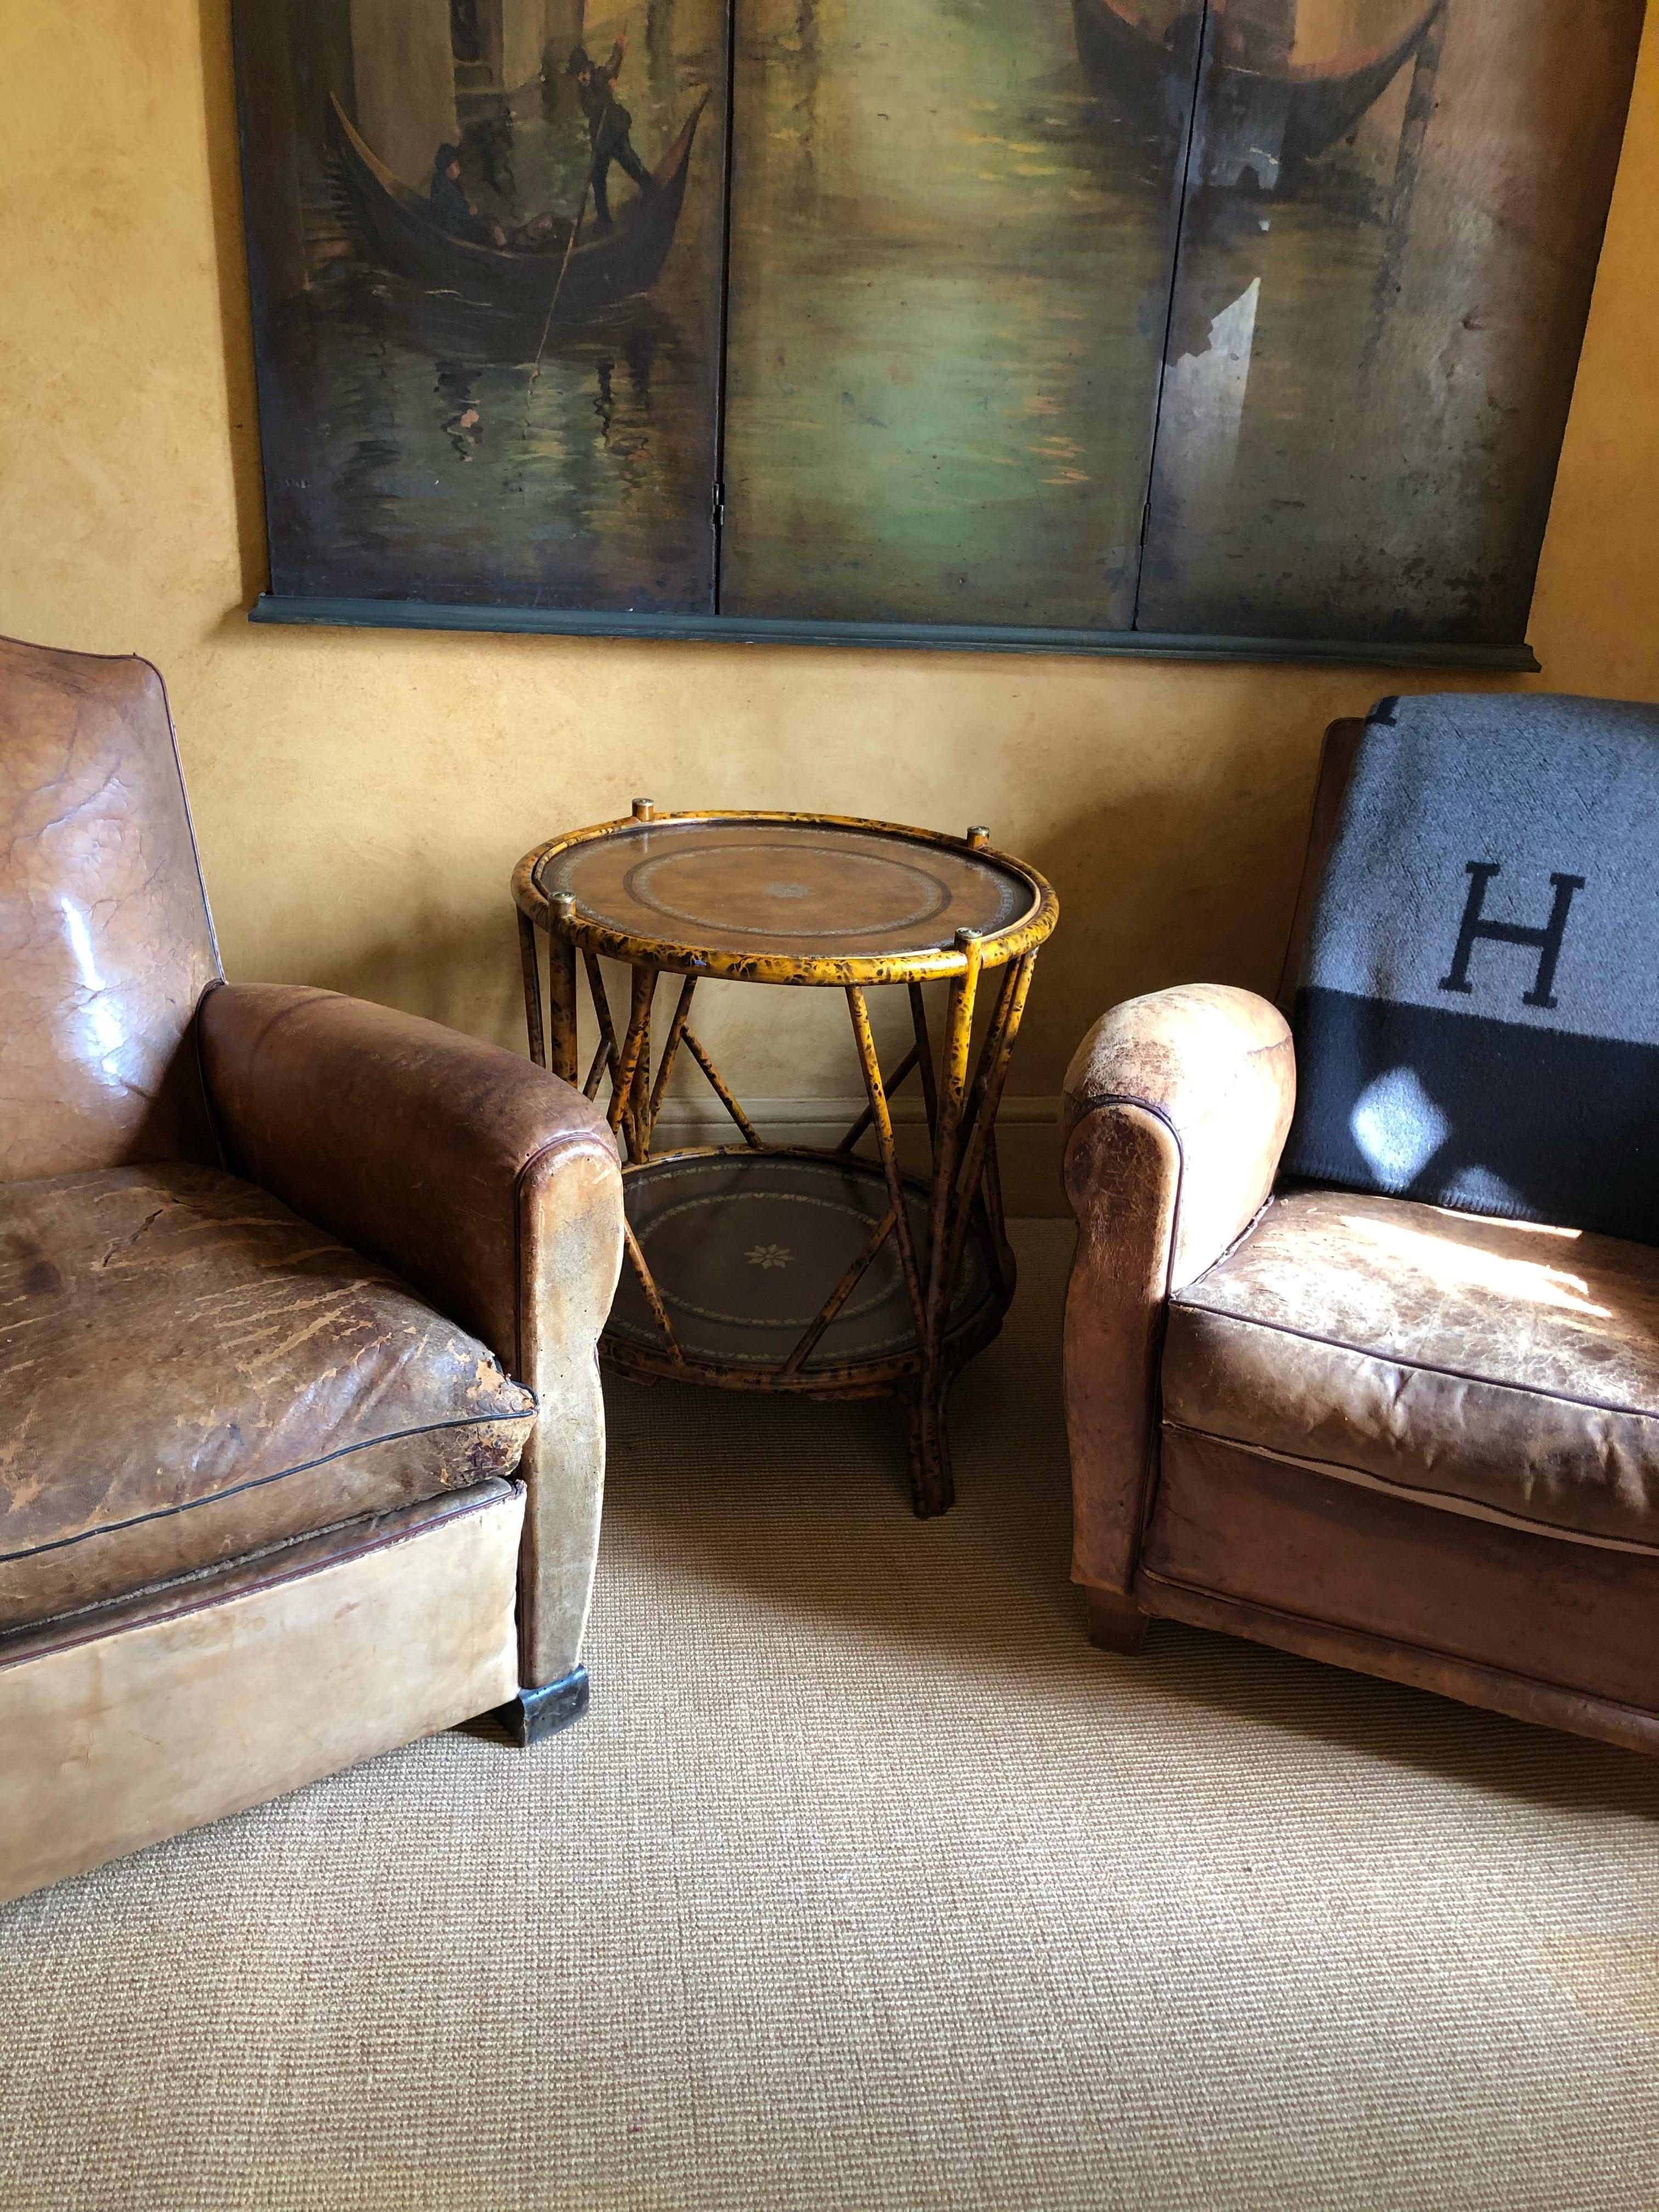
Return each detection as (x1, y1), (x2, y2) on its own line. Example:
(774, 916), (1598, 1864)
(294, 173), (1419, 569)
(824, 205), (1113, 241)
(430, 138), (580, 257)
(429, 143), (507, 247)
(567, 31), (659, 232)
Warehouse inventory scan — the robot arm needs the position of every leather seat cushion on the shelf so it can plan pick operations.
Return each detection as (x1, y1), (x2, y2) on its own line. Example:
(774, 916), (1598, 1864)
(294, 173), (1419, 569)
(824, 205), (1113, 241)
(0, 1163), (537, 1629)
(1164, 1188), (1659, 1550)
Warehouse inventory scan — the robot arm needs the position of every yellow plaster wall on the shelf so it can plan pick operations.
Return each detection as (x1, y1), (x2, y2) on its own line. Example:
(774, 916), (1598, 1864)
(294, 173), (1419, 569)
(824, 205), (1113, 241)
(2, 1), (1655, 1118)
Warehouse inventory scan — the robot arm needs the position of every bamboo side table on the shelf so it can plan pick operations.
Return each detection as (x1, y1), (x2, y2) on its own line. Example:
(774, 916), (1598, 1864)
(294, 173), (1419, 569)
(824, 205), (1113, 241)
(512, 805), (1058, 1515)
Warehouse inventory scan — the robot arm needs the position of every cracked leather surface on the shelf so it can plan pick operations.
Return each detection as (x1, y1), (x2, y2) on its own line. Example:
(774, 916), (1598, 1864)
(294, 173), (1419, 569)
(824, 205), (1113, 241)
(0, 1163), (535, 1629)
(199, 981), (625, 1686)
(1062, 983), (1295, 1293)
(1144, 1425), (1659, 1726)
(1167, 1187), (1659, 1548)
(1059, 983), (1297, 1597)
(0, 636), (222, 1181)
(199, 982), (621, 1373)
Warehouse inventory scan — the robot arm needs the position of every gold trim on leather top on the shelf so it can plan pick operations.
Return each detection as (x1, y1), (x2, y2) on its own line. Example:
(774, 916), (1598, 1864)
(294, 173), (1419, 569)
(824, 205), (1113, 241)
(513, 810), (1058, 986)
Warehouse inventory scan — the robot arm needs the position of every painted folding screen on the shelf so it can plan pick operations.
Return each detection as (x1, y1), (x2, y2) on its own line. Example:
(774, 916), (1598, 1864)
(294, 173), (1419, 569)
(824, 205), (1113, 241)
(234, 1), (1646, 663)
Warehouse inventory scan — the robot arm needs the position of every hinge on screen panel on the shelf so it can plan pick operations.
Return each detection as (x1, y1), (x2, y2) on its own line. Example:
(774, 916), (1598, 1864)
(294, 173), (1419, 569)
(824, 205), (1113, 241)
(711, 478), (726, 529)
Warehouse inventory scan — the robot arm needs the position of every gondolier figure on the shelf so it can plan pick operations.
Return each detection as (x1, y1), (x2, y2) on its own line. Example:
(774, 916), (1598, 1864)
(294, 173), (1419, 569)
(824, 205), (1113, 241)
(567, 30), (659, 231)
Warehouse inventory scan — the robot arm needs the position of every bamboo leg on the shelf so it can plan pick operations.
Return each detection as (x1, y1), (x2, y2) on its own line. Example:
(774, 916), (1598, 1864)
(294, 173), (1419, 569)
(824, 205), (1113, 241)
(546, 893), (579, 1086)
(628, 967), (654, 1160)
(981, 1127), (1012, 1295)
(645, 974), (698, 1150)
(622, 1217), (683, 1364)
(957, 958), (1024, 1153)
(949, 958), (1024, 1294)
(911, 928), (981, 1516)
(780, 1207), (897, 1378)
(517, 911), (547, 1070)
(836, 1041), (920, 1154)
(583, 1037), (611, 1102)
(610, 966), (655, 1161)
(684, 1030), (764, 1148)
(584, 952), (622, 1094)
(845, 986), (928, 1342)
(944, 953), (1036, 1295)
(909, 983), (940, 1149)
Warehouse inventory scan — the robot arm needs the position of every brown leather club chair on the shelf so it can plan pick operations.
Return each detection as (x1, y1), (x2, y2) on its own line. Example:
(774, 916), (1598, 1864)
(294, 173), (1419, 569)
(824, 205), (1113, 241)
(1060, 719), (1659, 1757)
(1, 636), (623, 1900)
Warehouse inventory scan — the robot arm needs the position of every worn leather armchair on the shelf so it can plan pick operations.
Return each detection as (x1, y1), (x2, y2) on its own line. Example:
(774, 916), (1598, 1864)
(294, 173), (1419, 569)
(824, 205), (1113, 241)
(1062, 720), (1659, 1756)
(1, 636), (623, 1899)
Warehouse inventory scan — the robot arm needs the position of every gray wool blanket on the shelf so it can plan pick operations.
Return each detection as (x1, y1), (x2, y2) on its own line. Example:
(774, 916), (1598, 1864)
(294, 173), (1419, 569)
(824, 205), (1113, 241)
(1281, 691), (1659, 1242)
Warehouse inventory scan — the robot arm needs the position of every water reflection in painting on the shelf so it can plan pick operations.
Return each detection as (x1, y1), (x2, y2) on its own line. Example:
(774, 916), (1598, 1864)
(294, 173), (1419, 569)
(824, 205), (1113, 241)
(718, 0), (1186, 630)
(235, 0), (729, 612)
(1131, 0), (1646, 645)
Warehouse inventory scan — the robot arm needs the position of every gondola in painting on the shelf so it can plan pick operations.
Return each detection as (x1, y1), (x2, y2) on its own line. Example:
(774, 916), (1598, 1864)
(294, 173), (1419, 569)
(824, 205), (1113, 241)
(1071, 0), (1446, 188)
(325, 88), (709, 327)
(232, 1), (730, 615)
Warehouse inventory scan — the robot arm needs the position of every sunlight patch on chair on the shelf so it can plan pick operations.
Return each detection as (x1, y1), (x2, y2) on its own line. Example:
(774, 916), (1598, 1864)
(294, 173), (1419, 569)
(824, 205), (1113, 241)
(1339, 1215), (1610, 1316)
(1428, 1210), (1582, 1241)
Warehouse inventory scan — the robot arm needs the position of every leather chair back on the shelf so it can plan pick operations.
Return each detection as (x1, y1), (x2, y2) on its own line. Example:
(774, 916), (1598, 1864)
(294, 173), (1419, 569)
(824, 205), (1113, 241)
(1, 636), (223, 1182)
(1275, 716), (1365, 1013)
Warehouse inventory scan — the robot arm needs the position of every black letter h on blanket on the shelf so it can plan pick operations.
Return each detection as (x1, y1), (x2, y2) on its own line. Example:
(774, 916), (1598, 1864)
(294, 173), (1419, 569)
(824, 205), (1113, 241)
(1437, 862), (1587, 1011)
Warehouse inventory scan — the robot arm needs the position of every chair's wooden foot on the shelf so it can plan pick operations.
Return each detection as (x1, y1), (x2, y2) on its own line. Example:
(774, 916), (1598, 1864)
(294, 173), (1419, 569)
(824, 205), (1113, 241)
(1085, 1587), (1149, 1654)
(496, 1664), (590, 1746)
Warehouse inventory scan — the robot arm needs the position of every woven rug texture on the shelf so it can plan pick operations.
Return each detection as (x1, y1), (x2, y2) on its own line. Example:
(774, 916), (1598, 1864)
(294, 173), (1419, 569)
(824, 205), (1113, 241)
(2, 1223), (1657, 2211)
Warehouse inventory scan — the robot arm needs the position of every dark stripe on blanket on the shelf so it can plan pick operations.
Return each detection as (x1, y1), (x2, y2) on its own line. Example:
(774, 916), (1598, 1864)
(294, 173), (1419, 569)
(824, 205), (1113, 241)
(1288, 986), (1659, 1242)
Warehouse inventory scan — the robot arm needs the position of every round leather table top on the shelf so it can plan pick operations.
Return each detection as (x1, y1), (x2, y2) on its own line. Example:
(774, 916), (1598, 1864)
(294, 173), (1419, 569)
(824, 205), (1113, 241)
(608, 1150), (996, 1374)
(529, 814), (1051, 975)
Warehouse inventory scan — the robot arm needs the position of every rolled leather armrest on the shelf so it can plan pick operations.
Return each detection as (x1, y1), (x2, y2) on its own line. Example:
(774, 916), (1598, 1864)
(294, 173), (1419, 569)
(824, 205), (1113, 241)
(1059, 984), (1294, 1598)
(198, 981), (624, 1686)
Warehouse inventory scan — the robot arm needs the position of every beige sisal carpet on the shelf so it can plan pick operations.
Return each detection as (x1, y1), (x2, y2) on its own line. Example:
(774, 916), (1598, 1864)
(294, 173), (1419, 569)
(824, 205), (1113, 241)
(3, 1225), (1657, 2211)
